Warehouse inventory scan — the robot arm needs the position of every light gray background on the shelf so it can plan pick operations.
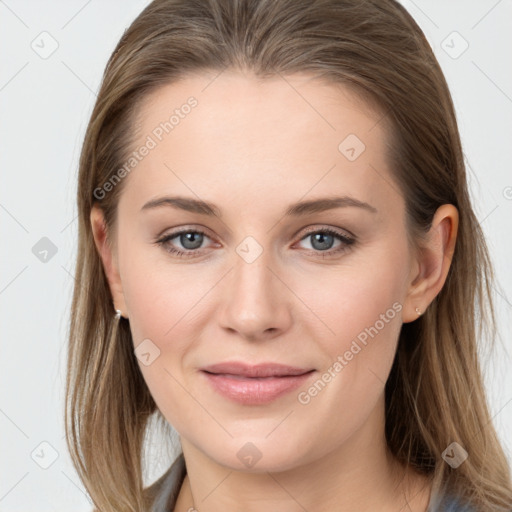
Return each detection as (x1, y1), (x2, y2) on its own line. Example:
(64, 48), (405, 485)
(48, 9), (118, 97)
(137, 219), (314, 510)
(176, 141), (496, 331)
(1, 1), (511, 510)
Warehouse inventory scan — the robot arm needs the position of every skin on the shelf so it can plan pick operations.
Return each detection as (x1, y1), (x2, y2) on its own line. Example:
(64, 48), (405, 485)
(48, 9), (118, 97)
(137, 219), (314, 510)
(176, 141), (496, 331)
(91, 70), (458, 512)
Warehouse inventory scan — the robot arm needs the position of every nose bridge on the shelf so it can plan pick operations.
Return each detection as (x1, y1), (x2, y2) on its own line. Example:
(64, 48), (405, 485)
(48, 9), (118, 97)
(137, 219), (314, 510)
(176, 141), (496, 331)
(218, 240), (290, 339)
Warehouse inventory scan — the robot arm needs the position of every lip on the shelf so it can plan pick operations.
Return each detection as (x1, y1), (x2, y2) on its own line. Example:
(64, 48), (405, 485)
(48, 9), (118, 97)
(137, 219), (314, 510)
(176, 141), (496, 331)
(200, 362), (315, 405)
(201, 361), (313, 378)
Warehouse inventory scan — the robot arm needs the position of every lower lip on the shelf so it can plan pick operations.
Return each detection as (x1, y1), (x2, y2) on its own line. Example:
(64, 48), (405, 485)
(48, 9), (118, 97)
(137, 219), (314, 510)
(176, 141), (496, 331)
(201, 371), (315, 405)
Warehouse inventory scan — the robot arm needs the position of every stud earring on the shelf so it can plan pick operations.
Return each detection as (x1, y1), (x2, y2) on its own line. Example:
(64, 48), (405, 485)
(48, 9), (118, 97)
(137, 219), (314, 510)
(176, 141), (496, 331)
(415, 307), (422, 316)
(115, 309), (122, 320)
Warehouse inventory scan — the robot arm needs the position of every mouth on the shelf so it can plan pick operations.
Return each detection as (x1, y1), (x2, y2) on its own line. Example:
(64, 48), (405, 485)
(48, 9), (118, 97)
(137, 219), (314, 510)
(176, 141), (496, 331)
(200, 362), (316, 404)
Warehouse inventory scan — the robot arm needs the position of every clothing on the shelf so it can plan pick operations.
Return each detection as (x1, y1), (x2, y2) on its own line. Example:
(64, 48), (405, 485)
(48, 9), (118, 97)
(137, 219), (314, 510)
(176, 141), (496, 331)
(429, 494), (477, 512)
(148, 453), (475, 512)
(149, 453), (187, 512)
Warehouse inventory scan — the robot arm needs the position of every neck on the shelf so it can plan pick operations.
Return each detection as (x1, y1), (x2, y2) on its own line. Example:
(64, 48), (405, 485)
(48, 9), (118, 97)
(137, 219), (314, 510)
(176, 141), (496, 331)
(174, 400), (431, 512)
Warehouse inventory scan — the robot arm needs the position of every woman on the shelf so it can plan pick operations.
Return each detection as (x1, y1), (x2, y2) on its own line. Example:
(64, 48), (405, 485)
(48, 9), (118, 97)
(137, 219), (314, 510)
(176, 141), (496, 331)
(64, 0), (512, 511)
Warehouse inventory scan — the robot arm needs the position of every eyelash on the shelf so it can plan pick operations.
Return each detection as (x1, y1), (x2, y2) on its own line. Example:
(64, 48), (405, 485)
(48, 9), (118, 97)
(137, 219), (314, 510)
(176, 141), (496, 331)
(154, 226), (355, 259)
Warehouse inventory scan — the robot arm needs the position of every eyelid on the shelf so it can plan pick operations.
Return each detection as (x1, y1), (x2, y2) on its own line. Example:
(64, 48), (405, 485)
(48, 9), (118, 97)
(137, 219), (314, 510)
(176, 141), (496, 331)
(156, 224), (215, 239)
(297, 224), (355, 240)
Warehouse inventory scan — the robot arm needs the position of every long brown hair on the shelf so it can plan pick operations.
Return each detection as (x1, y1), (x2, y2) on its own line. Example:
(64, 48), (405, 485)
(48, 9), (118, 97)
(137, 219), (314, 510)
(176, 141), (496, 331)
(65, 1), (512, 510)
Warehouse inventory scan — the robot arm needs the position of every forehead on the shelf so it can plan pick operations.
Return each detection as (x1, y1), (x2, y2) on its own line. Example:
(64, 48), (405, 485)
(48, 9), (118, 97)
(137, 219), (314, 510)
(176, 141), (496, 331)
(119, 70), (401, 218)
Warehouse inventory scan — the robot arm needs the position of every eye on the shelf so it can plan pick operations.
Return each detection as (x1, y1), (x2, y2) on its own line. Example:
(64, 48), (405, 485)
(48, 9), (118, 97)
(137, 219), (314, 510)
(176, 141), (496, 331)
(295, 227), (355, 256)
(155, 226), (356, 259)
(155, 228), (214, 258)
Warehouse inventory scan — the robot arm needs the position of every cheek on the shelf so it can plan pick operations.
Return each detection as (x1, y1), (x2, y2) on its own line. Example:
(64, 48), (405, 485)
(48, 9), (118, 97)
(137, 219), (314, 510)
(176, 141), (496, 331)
(117, 232), (217, 340)
(304, 254), (407, 349)
(297, 245), (408, 411)
(120, 260), (210, 428)
(123, 266), (211, 351)
(292, 268), (405, 446)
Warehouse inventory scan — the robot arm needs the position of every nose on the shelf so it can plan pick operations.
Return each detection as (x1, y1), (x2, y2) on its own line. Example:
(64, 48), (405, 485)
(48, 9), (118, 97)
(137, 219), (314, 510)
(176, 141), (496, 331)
(217, 248), (292, 342)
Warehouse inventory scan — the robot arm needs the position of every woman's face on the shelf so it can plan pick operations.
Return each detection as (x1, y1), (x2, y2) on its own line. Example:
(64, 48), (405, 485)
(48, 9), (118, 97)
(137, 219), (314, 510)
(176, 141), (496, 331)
(102, 71), (421, 471)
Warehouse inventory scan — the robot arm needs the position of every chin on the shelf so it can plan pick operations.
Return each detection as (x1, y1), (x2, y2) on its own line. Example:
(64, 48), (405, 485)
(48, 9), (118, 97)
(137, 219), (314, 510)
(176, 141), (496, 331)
(202, 437), (309, 474)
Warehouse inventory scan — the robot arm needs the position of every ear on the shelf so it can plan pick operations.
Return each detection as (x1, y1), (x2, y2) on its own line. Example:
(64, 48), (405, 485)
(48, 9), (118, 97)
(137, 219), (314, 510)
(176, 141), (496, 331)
(402, 204), (459, 323)
(90, 204), (128, 318)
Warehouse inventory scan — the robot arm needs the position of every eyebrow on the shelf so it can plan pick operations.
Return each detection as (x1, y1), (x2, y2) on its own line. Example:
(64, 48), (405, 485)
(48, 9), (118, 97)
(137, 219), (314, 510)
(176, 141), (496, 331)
(140, 195), (378, 217)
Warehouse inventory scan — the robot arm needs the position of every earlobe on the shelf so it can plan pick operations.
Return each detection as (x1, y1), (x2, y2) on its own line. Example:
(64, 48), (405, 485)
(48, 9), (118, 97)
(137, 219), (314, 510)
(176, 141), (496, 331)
(90, 205), (128, 318)
(402, 204), (459, 323)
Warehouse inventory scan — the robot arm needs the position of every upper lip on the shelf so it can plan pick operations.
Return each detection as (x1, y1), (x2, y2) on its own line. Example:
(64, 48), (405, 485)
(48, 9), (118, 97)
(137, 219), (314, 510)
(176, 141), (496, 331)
(201, 362), (314, 378)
